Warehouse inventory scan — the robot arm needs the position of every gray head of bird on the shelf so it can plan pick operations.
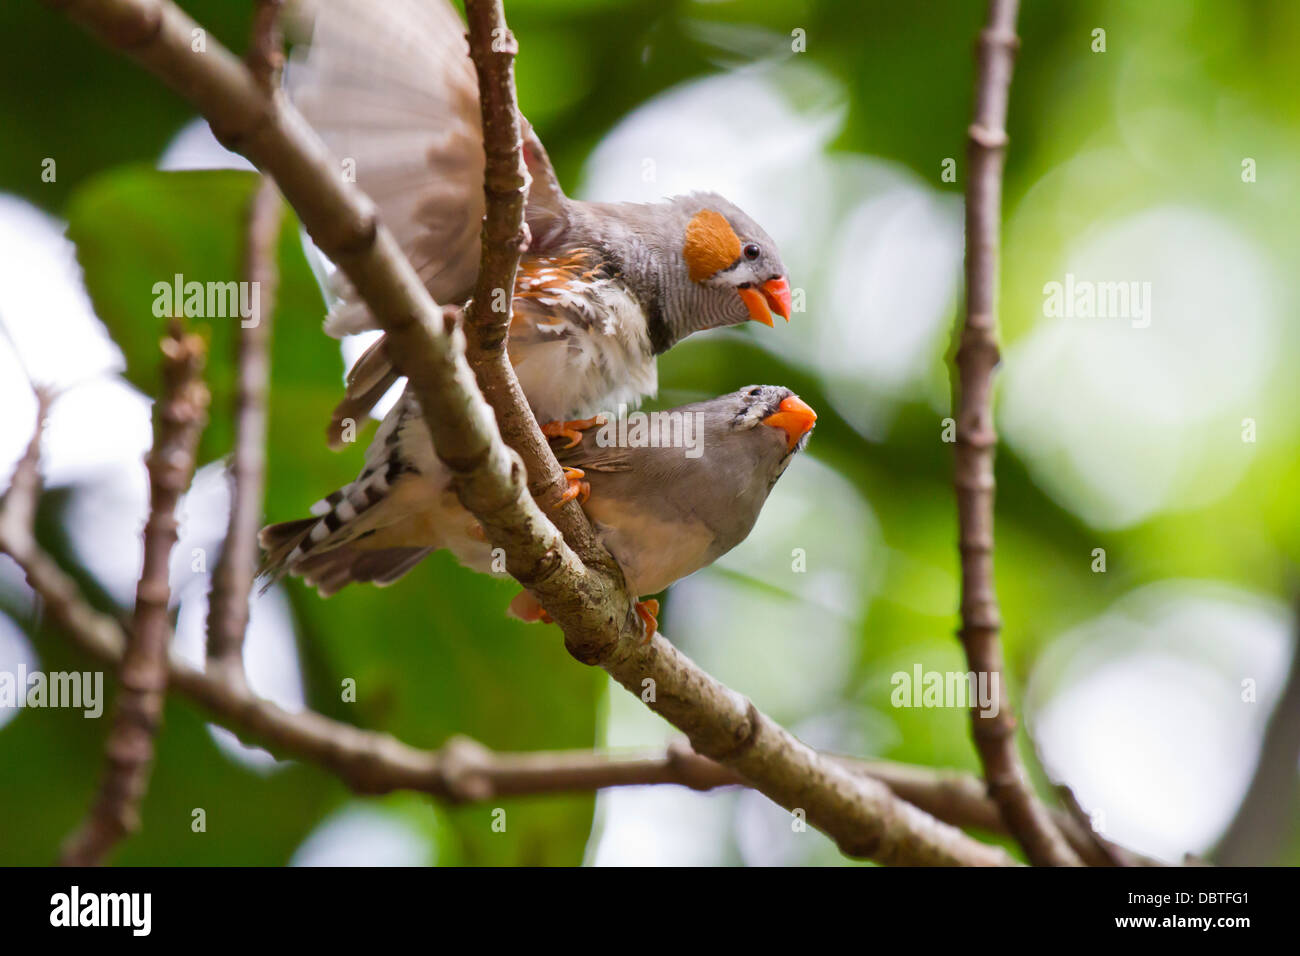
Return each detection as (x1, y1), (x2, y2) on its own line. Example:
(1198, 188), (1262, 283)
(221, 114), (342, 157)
(690, 384), (818, 484)
(590, 192), (791, 352)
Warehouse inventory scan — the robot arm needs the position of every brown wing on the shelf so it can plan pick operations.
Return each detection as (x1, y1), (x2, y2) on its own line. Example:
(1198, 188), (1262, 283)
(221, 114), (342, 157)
(326, 252), (622, 443)
(288, 0), (569, 337)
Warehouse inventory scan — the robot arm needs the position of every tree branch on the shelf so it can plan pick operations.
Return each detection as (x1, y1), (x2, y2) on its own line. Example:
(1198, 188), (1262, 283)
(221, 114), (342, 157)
(460, 0), (597, 534)
(61, 323), (208, 866)
(0, 515), (1019, 846)
(47, 0), (1019, 866)
(954, 0), (1080, 866)
(1061, 785), (1144, 866)
(463, 0), (527, 358)
(5, 458), (1154, 863)
(0, 388), (51, 562)
(244, 0), (283, 92)
(205, 1), (283, 682)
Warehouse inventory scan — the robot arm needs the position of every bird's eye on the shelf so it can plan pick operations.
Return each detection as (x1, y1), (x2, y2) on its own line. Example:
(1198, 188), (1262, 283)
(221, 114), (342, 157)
(742, 243), (761, 261)
(748, 387), (763, 397)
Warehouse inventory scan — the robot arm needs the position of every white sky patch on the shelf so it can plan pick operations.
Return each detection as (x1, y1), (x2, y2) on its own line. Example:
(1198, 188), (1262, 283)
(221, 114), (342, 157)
(1002, 204), (1282, 529)
(157, 119), (256, 173)
(0, 195), (131, 480)
(579, 61), (843, 230)
(0, 613), (40, 731)
(1029, 582), (1292, 862)
(0, 197), (124, 386)
(818, 159), (963, 431)
(0, 193), (153, 607)
(290, 804), (434, 867)
(590, 784), (735, 867)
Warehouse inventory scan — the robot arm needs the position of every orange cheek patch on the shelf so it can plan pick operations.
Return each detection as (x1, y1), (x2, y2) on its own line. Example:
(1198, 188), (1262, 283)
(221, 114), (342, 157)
(683, 209), (742, 282)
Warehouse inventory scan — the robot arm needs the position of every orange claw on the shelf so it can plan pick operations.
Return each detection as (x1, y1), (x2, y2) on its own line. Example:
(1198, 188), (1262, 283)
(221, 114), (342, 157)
(634, 599), (660, 645)
(541, 415), (607, 449)
(555, 467), (590, 507)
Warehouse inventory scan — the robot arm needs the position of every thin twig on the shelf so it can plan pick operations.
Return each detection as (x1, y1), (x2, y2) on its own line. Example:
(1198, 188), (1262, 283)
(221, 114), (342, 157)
(50, 0), (1020, 866)
(460, 0), (597, 535)
(463, 0), (528, 357)
(61, 324), (209, 866)
(206, 1), (283, 681)
(871, 760), (1158, 865)
(1055, 784), (1141, 867)
(245, 0), (283, 92)
(0, 389), (52, 561)
(954, 0), (1080, 866)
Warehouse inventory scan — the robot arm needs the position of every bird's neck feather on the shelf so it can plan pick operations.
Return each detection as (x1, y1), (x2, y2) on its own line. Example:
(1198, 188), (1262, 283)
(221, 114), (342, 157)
(564, 200), (738, 353)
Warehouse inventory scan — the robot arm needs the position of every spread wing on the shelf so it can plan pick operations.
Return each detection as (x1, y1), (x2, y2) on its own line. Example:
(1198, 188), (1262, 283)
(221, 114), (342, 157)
(287, 0), (568, 336)
(326, 252), (655, 445)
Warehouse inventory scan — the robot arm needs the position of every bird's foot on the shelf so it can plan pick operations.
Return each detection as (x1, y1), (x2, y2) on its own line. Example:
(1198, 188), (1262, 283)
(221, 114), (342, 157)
(541, 415), (607, 449)
(509, 591), (551, 624)
(555, 467), (590, 507)
(634, 599), (660, 645)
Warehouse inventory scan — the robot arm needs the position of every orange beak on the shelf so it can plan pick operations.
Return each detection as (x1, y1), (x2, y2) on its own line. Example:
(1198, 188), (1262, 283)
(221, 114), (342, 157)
(761, 394), (817, 451)
(737, 276), (793, 326)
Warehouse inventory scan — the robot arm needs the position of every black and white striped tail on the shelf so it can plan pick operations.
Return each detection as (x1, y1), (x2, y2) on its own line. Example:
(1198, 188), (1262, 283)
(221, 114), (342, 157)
(257, 455), (418, 597)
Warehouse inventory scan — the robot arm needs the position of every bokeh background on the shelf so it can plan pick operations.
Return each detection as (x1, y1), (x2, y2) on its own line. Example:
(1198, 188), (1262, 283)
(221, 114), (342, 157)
(1, 0), (1298, 865)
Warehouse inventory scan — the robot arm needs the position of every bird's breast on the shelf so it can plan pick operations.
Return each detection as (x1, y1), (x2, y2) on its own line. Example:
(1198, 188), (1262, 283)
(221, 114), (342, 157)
(509, 277), (656, 421)
(583, 494), (715, 598)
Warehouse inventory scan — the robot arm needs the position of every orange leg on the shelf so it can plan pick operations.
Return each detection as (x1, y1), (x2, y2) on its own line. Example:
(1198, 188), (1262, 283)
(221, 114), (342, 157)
(634, 599), (660, 645)
(509, 591), (551, 624)
(514, 601), (552, 625)
(554, 467), (590, 507)
(541, 414), (607, 449)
